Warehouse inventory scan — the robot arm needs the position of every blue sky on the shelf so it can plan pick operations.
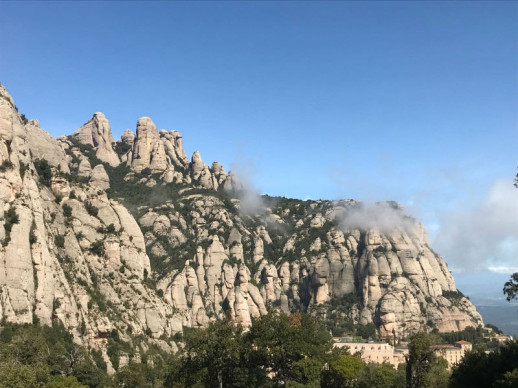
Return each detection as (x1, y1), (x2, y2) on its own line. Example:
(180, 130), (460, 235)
(1, 2), (517, 297)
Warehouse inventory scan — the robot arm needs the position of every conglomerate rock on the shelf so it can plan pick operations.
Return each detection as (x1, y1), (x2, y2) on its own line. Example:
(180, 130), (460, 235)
(0, 83), (484, 367)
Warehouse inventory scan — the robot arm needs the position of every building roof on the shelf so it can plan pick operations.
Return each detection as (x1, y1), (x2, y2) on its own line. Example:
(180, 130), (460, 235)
(455, 341), (472, 345)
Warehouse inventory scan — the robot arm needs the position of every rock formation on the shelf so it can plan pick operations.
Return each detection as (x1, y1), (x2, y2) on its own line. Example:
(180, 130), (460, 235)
(0, 83), (484, 371)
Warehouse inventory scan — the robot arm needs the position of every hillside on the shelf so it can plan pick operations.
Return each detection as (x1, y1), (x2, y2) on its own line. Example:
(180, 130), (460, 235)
(0, 84), (482, 371)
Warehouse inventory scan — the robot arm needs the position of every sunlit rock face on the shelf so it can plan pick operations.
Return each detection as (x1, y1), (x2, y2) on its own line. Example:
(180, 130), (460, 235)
(0, 83), (482, 368)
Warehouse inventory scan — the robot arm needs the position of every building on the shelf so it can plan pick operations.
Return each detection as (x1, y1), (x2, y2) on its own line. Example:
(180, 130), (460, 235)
(432, 340), (472, 368)
(333, 339), (472, 368)
(333, 341), (397, 366)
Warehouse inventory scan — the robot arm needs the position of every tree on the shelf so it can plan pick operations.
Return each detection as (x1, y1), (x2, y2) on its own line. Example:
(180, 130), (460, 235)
(166, 318), (262, 387)
(167, 311), (333, 387)
(0, 360), (49, 388)
(449, 340), (518, 388)
(405, 333), (442, 388)
(248, 311), (332, 386)
(357, 362), (400, 388)
(503, 273), (518, 302)
(321, 354), (365, 387)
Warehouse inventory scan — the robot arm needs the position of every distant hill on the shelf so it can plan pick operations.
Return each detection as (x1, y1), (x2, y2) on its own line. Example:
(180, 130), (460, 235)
(477, 304), (518, 337)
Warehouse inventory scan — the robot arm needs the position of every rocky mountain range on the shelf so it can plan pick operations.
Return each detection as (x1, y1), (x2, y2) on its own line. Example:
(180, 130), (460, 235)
(0, 84), (482, 372)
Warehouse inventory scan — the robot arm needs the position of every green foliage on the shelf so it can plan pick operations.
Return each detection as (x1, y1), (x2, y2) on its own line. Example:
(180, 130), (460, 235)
(19, 113), (28, 125)
(62, 204), (72, 219)
(106, 223), (116, 234)
(67, 137), (102, 167)
(356, 323), (377, 340)
(0, 322), (110, 388)
(54, 234), (65, 248)
(0, 159), (14, 172)
(86, 285), (107, 312)
(89, 240), (104, 256)
(503, 273), (518, 302)
(84, 201), (98, 217)
(34, 159), (52, 187)
(3, 206), (19, 234)
(0, 360), (49, 388)
(29, 220), (37, 244)
(169, 311), (333, 387)
(114, 141), (133, 156)
(3, 206), (19, 246)
(450, 340), (518, 388)
(438, 325), (488, 347)
(249, 311), (332, 386)
(319, 293), (360, 337)
(406, 332), (443, 388)
(19, 161), (29, 179)
(46, 375), (88, 388)
(356, 362), (403, 388)
(323, 354), (365, 386)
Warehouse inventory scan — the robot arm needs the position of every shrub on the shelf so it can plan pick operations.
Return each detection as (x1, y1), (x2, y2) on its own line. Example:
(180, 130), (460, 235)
(85, 202), (98, 217)
(19, 161), (28, 179)
(89, 240), (104, 256)
(54, 235), (65, 248)
(34, 159), (52, 187)
(62, 204), (72, 219)
(0, 160), (14, 172)
(29, 221), (37, 244)
(4, 207), (19, 233)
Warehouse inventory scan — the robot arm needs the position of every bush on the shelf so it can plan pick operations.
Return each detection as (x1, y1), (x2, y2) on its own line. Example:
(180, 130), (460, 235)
(34, 159), (52, 187)
(29, 221), (37, 245)
(89, 240), (104, 256)
(54, 235), (65, 248)
(0, 159), (14, 172)
(4, 207), (19, 234)
(19, 162), (28, 179)
(62, 204), (72, 219)
(85, 202), (98, 217)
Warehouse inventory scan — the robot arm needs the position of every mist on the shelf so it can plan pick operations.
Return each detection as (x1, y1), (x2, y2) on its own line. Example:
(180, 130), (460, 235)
(338, 201), (416, 233)
(229, 159), (266, 216)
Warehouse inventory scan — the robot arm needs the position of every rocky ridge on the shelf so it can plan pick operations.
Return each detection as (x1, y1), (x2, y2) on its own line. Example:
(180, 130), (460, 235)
(0, 84), (482, 372)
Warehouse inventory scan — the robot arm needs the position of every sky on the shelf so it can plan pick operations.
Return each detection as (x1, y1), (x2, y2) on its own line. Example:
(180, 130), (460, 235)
(1, 2), (517, 301)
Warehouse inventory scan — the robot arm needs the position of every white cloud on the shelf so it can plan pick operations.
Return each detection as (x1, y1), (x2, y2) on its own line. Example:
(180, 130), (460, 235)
(433, 179), (518, 273)
(338, 202), (416, 234)
(488, 266), (518, 274)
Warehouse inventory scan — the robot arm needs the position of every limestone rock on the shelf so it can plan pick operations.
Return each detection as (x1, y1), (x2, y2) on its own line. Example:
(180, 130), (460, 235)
(73, 112), (120, 167)
(90, 164), (110, 190)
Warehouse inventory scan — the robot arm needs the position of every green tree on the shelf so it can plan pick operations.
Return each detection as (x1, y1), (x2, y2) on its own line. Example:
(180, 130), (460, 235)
(449, 340), (518, 388)
(0, 360), (49, 388)
(357, 362), (400, 388)
(248, 311), (332, 386)
(321, 354), (365, 387)
(46, 375), (88, 388)
(167, 318), (261, 387)
(405, 332), (442, 388)
(503, 273), (518, 302)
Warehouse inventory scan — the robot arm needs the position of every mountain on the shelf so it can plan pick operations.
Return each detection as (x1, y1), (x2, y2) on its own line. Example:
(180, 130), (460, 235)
(0, 84), (482, 371)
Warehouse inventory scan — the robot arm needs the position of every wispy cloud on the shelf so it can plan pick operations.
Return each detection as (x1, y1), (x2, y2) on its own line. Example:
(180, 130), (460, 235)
(338, 202), (416, 234)
(433, 179), (518, 273)
(488, 266), (518, 274)
(229, 157), (265, 216)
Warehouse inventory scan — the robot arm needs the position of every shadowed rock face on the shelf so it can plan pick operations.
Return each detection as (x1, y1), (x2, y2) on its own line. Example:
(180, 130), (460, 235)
(0, 83), (483, 370)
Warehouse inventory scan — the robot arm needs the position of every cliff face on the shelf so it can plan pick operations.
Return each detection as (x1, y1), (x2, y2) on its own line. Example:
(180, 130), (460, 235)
(0, 84), (482, 369)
